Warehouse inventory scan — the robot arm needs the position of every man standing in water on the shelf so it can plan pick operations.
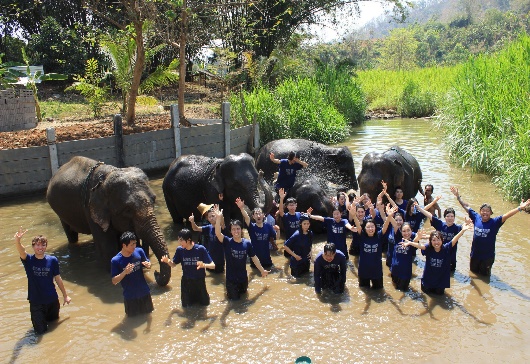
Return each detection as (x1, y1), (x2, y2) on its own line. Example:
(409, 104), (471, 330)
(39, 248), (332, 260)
(451, 186), (530, 276)
(15, 227), (71, 335)
(111, 231), (154, 316)
(269, 151), (308, 195)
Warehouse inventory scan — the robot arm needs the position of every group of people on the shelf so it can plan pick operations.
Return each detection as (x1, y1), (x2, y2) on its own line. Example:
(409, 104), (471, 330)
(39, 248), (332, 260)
(15, 150), (530, 335)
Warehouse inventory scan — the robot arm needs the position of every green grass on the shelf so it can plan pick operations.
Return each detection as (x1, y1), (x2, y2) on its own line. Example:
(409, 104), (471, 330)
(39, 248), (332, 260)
(436, 34), (530, 200)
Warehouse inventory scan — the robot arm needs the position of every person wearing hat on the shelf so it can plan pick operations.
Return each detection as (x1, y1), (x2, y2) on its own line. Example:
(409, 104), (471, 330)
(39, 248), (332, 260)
(314, 243), (347, 294)
(269, 150), (308, 195)
(190, 203), (225, 273)
(213, 205), (270, 300)
(283, 212), (313, 278)
(236, 197), (277, 270)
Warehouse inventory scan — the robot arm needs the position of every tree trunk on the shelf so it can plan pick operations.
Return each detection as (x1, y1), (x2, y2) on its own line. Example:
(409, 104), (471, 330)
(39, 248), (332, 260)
(126, 20), (145, 126)
(177, 0), (191, 127)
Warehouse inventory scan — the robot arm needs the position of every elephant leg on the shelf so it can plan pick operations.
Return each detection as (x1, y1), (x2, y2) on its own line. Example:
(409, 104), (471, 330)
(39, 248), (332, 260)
(164, 190), (183, 224)
(60, 220), (79, 243)
(89, 221), (120, 271)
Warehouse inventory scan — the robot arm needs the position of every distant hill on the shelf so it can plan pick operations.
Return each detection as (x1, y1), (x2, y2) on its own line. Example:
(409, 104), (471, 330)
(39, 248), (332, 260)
(357, 0), (523, 39)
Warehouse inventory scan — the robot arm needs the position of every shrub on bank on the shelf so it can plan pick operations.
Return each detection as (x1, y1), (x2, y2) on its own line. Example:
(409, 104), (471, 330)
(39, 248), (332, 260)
(436, 34), (530, 200)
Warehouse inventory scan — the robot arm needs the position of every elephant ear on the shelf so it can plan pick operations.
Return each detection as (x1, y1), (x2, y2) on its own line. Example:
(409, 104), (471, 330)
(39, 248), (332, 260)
(89, 175), (111, 232)
(210, 162), (224, 194)
(393, 159), (405, 187)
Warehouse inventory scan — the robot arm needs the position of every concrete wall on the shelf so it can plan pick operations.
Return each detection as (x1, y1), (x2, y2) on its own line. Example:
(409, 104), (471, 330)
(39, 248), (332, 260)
(0, 88), (37, 132)
(0, 102), (259, 199)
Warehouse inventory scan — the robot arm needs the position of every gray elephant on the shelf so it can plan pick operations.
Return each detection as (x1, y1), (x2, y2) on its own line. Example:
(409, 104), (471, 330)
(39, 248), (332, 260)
(287, 176), (334, 233)
(357, 146), (423, 202)
(46, 156), (171, 286)
(255, 138), (358, 195)
(163, 153), (273, 224)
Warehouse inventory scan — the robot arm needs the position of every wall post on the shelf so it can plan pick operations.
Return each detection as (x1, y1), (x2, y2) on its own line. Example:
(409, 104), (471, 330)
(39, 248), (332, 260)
(46, 128), (59, 175)
(222, 102), (230, 157)
(170, 104), (181, 158)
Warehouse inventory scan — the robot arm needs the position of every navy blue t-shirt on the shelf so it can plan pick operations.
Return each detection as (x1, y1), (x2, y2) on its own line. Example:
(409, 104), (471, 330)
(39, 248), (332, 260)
(203, 224), (225, 268)
(275, 159), (303, 189)
(22, 254), (60, 304)
(314, 250), (347, 293)
(391, 241), (417, 280)
(468, 208), (504, 260)
(221, 236), (255, 283)
(284, 230), (313, 268)
(172, 244), (213, 280)
(282, 212), (301, 240)
(358, 231), (384, 280)
(421, 242), (452, 289)
(431, 216), (462, 265)
(111, 248), (150, 300)
(323, 217), (350, 256)
(248, 222), (276, 267)
(387, 229), (416, 267)
(405, 211), (425, 233)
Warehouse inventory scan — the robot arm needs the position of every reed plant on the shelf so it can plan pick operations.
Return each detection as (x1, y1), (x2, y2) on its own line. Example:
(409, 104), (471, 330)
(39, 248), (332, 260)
(436, 34), (530, 200)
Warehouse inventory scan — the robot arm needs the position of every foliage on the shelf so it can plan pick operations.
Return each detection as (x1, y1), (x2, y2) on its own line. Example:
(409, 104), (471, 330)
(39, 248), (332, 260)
(136, 95), (159, 106)
(0, 54), (19, 89)
(230, 77), (349, 145)
(357, 66), (461, 112)
(66, 58), (109, 118)
(378, 28), (418, 70)
(397, 79), (436, 117)
(436, 34), (530, 200)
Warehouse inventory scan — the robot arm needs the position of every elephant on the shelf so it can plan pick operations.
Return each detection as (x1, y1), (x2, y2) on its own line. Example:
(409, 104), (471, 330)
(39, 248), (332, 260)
(163, 153), (273, 225)
(357, 146), (423, 203)
(46, 156), (171, 286)
(286, 176), (334, 233)
(255, 138), (358, 196)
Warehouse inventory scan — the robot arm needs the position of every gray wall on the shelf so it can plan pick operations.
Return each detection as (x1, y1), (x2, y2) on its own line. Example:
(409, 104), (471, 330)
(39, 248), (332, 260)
(0, 88), (37, 132)
(0, 103), (258, 199)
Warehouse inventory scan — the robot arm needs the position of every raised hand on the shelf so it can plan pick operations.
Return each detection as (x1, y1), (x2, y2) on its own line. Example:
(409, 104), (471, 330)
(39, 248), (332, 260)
(235, 197), (245, 209)
(14, 226), (28, 241)
(450, 186), (459, 197)
(279, 188), (286, 199)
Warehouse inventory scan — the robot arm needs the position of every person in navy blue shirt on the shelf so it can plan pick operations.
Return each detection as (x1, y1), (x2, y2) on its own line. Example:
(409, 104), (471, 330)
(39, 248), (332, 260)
(314, 243), (347, 294)
(15, 227), (71, 335)
(111, 231), (153, 316)
(308, 207), (356, 259)
(401, 221), (473, 294)
(451, 186), (530, 276)
(270, 151), (308, 194)
(189, 205), (225, 274)
(161, 228), (215, 307)
(213, 205), (269, 300)
(236, 197), (278, 269)
(283, 213), (313, 278)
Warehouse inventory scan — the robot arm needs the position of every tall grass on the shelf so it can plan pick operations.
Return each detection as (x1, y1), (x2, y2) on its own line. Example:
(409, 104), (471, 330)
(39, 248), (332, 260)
(357, 66), (462, 114)
(436, 34), (530, 200)
(230, 76), (351, 145)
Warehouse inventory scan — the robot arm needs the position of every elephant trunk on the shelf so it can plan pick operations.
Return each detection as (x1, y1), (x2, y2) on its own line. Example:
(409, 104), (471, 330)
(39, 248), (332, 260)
(135, 210), (171, 286)
(256, 170), (273, 215)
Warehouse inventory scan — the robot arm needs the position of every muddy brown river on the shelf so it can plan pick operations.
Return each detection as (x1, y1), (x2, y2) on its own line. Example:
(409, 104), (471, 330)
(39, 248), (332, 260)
(1, 119), (529, 363)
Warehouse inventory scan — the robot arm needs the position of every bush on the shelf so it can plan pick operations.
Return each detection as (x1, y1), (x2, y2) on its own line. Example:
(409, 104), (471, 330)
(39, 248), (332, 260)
(397, 79), (437, 117)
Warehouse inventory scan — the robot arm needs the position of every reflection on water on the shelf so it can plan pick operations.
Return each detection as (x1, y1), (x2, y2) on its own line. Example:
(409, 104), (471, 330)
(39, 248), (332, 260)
(1, 119), (529, 362)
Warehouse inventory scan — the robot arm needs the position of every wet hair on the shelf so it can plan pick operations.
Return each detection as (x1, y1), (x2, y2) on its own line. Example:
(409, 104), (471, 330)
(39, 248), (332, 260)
(120, 231), (137, 246)
(230, 219), (244, 229)
(428, 231), (444, 249)
(406, 198), (418, 215)
(364, 218), (376, 230)
(177, 228), (193, 241)
(299, 212), (310, 222)
(31, 235), (48, 246)
(252, 207), (263, 215)
(286, 197), (297, 205)
(479, 203), (493, 214)
(347, 190), (356, 203)
(401, 222), (412, 231)
(425, 184), (434, 192)
(394, 186), (403, 194)
(444, 208), (456, 217)
(324, 243), (337, 254)
(394, 212), (404, 221)
(287, 151), (296, 160)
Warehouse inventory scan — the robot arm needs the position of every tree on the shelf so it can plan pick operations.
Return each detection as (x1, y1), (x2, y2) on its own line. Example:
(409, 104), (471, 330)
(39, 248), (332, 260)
(378, 28), (418, 70)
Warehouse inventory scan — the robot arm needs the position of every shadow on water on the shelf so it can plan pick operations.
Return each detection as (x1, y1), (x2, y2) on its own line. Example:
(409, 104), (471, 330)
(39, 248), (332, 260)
(9, 330), (41, 364)
(165, 306), (218, 331)
(110, 313), (153, 340)
(360, 287), (408, 316)
(219, 285), (269, 328)
(453, 269), (530, 301)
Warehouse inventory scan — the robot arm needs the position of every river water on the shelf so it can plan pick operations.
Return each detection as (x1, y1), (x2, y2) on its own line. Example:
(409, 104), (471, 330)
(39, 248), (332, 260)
(1, 119), (528, 363)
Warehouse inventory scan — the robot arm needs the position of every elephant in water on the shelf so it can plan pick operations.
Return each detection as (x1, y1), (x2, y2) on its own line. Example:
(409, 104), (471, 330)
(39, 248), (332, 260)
(357, 146), (423, 202)
(46, 156), (171, 286)
(163, 153), (273, 224)
(255, 138), (358, 196)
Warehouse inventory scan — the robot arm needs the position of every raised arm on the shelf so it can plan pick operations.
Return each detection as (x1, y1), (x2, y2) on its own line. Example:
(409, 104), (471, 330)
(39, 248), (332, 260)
(293, 155), (308, 168)
(400, 238), (427, 250)
(501, 199), (530, 223)
(188, 215), (203, 232)
(416, 198), (435, 221)
(213, 205), (225, 243)
(269, 152), (281, 164)
(14, 227), (29, 260)
(450, 221), (473, 246)
(307, 207), (325, 222)
(235, 197), (251, 226)
(451, 186), (471, 213)
(424, 195), (441, 214)
(382, 205), (397, 234)
(350, 202), (362, 234)
(278, 188), (286, 217)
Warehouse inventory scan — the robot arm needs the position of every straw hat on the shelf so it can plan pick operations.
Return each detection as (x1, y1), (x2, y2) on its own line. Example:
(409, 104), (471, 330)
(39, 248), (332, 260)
(197, 203), (214, 217)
